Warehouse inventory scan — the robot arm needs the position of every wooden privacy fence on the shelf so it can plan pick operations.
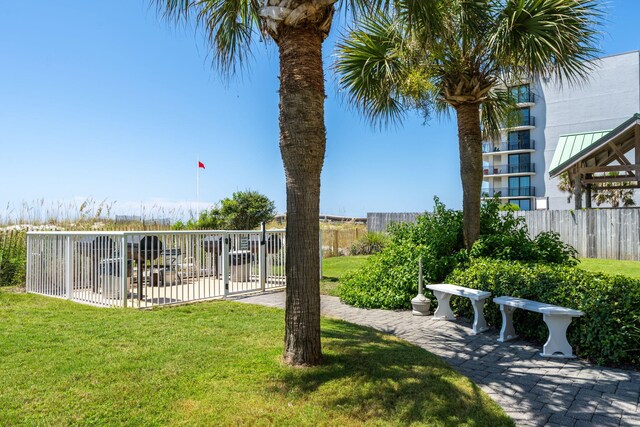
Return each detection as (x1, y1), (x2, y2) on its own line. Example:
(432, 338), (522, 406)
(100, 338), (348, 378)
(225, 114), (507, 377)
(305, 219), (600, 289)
(320, 224), (368, 257)
(367, 213), (422, 233)
(366, 209), (640, 261)
(511, 209), (640, 261)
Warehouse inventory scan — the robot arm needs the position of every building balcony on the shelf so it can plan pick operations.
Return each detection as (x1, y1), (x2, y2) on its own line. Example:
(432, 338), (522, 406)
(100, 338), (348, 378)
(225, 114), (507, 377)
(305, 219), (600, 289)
(482, 187), (536, 198)
(515, 92), (535, 105)
(482, 140), (536, 154)
(501, 116), (535, 130)
(483, 163), (536, 176)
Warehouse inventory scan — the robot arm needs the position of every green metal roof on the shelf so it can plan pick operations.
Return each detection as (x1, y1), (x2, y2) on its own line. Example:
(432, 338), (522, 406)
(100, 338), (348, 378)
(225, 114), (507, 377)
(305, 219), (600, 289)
(549, 130), (610, 176)
(548, 113), (640, 177)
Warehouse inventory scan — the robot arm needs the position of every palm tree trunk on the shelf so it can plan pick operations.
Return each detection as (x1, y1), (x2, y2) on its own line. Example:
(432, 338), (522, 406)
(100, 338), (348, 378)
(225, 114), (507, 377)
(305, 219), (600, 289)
(455, 103), (483, 248)
(278, 26), (326, 366)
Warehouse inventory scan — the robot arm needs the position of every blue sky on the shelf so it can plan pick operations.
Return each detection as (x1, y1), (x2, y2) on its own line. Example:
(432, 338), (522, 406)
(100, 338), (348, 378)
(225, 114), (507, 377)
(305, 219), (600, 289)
(0, 1), (639, 220)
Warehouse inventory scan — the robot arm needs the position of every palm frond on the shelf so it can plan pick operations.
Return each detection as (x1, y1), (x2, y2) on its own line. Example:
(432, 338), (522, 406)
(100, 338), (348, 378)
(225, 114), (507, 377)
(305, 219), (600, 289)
(396, 0), (446, 35)
(153, 0), (191, 21)
(341, 0), (395, 16)
(490, 0), (604, 85)
(153, 0), (263, 77)
(480, 88), (518, 140)
(335, 15), (409, 128)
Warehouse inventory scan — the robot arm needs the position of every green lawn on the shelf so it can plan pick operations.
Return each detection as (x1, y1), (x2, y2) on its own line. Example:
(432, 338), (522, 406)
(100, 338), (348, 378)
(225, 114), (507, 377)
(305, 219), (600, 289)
(578, 258), (640, 280)
(0, 288), (511, 426)
(320, 255), (370, 296)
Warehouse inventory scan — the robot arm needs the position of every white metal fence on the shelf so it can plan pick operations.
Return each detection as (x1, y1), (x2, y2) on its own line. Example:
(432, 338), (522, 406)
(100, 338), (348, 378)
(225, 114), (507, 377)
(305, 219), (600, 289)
(26, 228), (286, 308)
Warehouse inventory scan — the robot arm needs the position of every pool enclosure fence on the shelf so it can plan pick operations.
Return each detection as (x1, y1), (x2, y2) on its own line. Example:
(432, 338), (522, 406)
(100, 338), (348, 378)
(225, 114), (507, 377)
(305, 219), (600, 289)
(26, 228), (286, 308)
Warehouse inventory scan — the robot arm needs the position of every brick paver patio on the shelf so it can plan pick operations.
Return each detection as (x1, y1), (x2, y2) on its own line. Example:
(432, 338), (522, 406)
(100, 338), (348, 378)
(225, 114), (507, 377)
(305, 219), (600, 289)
(235, 291), (640, 427)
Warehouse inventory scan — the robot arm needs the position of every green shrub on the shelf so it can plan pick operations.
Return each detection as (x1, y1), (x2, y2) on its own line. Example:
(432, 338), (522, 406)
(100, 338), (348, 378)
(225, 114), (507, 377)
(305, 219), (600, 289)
(339, 197), (576, 310)
(472, 196), (577, 265)
(219, 190), (276, 230)
(0, 246), (26, 287)
(173, 190), (276, 230)
(469, 231), (578, 265)
(339, 198), (465, 309)
(448, 259), (640, 367)
(350, 231), (389, 255)
(498, 203), (520, 211)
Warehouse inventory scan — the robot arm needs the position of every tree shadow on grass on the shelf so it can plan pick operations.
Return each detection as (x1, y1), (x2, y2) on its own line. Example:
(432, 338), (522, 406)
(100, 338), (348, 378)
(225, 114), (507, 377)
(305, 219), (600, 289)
(271, 320), (514, 426)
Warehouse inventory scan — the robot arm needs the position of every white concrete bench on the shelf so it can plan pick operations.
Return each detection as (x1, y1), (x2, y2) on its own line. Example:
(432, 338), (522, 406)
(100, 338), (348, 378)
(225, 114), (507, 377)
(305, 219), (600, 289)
(493, 296), (584, 358)
(425, 284), (491, 335)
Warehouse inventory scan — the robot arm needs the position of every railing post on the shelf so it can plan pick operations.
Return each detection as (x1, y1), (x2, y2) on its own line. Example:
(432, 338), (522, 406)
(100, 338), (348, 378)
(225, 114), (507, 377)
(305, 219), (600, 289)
(65, 235), (71, 300)
(25, 234), (31, 292)
(120, 234), (127, 308)
(259, 222), (266, 292)
(222, 232), (229, 297)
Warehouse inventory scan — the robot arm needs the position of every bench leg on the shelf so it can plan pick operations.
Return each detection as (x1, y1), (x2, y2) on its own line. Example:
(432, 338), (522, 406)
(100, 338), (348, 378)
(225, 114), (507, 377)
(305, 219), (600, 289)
(432, 291), (455, 320)
(541, 314), (576, 358)
(470, 298), (489, 335)
(497, 305), (518, 342)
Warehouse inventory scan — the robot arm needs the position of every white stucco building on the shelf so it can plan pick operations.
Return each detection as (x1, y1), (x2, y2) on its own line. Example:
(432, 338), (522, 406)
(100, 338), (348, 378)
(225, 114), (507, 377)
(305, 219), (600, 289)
(482, 51), (640, 210)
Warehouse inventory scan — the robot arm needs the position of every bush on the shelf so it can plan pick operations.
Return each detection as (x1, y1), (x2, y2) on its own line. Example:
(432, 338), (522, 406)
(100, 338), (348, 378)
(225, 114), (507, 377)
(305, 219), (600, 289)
(172, 190), (276, 230)
(350, 232), (389, 255)
(339, 198), (465, 309)
(448, 259), (640, 367)
(219, 191), (276, 230)
(339, 197), (577, 310)
(0, 246), (26, 287)
(469, 231), (578, 265)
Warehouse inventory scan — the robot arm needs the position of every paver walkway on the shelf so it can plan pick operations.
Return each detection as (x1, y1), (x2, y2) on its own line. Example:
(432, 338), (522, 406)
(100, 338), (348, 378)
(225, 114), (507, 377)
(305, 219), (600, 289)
(235, 291), (640, 427)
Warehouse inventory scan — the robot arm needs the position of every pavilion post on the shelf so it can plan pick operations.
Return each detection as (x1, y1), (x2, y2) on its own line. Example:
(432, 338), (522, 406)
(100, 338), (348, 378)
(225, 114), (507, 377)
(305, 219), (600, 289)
(574, 172), (583, 209)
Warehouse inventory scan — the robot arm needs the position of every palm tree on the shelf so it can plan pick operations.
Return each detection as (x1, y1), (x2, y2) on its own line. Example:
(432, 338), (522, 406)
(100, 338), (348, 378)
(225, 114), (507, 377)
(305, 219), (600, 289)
(154, 0), (387, 366)
(557, 172), (575, 204)
(592, 173), (636, 207)
(593, 187), (636, 207)
(335, 0), (602, 247)
(558, 171), (636, 207)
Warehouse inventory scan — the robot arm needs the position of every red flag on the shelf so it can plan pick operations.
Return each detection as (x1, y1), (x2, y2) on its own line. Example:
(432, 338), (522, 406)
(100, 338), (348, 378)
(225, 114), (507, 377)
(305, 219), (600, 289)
(198, 161), (205, 169)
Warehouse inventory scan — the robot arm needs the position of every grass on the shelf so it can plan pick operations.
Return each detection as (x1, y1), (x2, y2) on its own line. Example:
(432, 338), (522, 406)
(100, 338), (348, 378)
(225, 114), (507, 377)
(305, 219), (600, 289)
(578, 258), (640, 280)
(320, 255), (370, 296)
(0, 288), (511, 426)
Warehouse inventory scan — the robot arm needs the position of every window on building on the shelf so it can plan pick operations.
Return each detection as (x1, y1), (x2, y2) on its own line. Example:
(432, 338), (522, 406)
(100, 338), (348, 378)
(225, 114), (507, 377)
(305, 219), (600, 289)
(508, 153), (531, 173)
(507, 130), (531, 150)
(518, 107), (531, 126)
(508, 198), (532, 211)
(508, 176), (531, 196)
(509, 84), (531, 103)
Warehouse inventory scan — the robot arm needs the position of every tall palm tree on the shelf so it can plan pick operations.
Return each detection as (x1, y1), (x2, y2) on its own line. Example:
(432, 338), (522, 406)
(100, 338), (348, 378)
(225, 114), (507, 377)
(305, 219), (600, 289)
(336, 0), (602, 247)
(154, 0), (386, 366)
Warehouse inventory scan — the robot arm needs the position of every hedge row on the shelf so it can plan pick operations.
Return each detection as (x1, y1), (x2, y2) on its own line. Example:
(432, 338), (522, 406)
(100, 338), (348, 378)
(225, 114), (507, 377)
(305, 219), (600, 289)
(339, 197), (577, 310)
(448, 259), (640, 367)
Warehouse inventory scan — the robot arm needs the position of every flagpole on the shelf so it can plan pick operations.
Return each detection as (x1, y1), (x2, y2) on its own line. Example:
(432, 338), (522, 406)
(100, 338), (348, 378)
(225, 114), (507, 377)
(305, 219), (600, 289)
(196, 155), (200, 218)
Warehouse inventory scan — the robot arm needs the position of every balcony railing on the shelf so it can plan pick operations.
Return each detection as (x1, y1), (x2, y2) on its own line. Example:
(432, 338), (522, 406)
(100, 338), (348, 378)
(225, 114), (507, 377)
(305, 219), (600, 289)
(482, 187), (536, 197)
(483, 163), (536, 175)
(502, 115), (535, 129)
(482, 140), (536, 153)
(517, 116), (535, 127)
(515, 92), (535, 104)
